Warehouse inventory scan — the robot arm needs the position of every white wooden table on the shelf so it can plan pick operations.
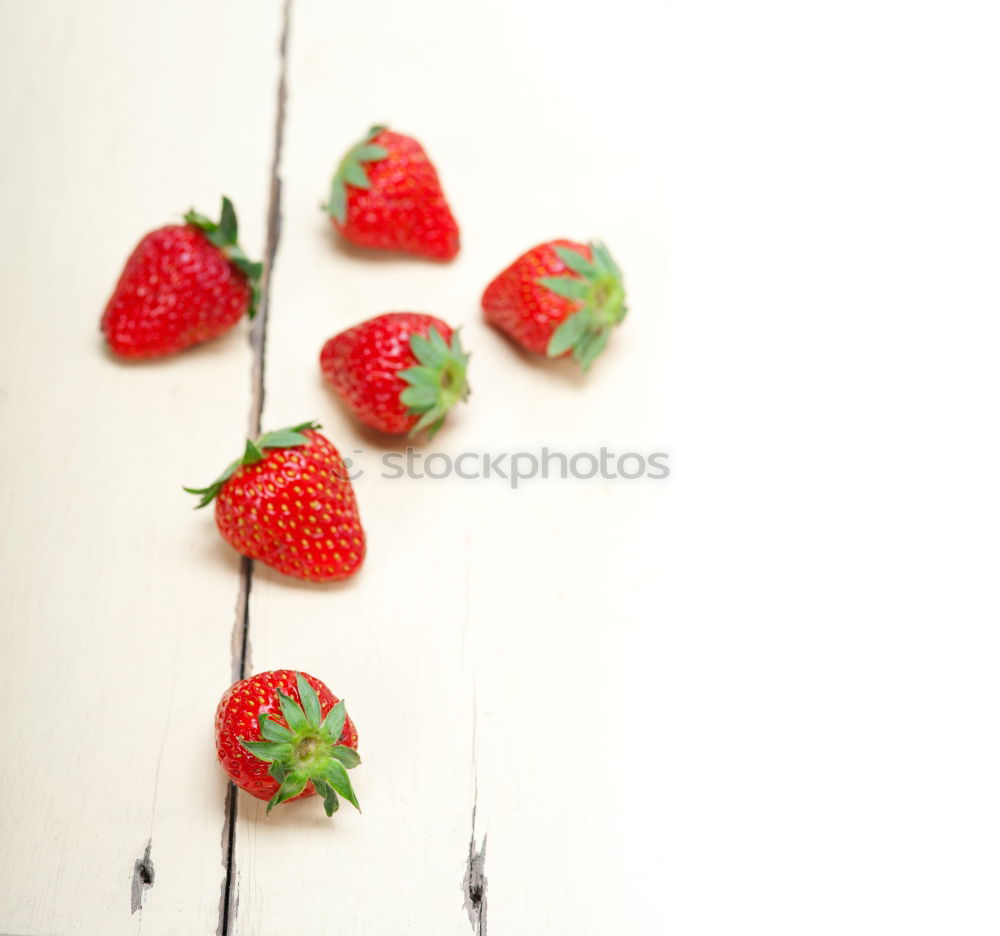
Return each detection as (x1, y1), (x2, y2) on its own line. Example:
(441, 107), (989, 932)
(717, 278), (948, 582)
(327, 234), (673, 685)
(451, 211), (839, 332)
(3, 2), (1000, 934)
(0, 1), (670, 932)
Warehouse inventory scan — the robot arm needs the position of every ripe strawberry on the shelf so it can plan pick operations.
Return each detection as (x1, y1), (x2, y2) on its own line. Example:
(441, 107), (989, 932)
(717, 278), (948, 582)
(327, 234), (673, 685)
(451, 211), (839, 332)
(320, 313), (470, 438)
(324, 125), (460, 261)
(215, 670), (360, 816)
(185, 422), (365, 582)
(102, 197), (262, 358)
(482, 240), (627, 371)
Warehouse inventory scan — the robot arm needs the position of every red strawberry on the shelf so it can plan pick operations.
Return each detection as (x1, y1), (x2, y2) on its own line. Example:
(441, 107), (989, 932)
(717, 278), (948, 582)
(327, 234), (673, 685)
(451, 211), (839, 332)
(215, 670), (360, 815)
(320, 313), (470, 438)
(324, 125), (460, 261)
(102, 197), (262, 358)
(185, 422), (365, 582)
(482, 239), (626, 371)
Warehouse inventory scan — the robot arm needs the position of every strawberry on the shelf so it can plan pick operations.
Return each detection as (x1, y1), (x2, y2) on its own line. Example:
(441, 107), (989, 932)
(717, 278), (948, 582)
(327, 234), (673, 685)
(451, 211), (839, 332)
(324, 125), (460, 261)
(102, 197), (262, 358)
(185, 422), (365, 582)
(320, 313), (470, 438)
(215, 670), (360, 816)
(482, 240), (627, 371)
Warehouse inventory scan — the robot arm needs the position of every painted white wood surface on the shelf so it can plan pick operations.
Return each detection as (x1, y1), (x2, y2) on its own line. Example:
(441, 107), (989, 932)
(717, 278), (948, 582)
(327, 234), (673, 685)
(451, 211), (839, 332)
(233, 0), (670, 933)
(6, 1), (1000, 935)
(0, 2), (281, 934)
(0, 0), (671, 931)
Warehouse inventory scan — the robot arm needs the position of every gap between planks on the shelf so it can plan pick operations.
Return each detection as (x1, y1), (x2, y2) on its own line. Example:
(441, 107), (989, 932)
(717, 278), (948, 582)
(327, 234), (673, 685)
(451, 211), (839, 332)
(217, 1), (292, 933)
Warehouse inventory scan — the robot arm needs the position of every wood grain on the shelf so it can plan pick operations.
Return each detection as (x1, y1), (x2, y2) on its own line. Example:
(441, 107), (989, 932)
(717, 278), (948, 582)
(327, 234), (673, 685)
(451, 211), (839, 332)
(0, 2), (281, 934)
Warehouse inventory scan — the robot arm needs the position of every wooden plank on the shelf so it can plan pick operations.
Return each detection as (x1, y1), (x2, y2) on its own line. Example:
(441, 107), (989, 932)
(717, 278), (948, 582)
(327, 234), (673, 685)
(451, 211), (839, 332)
(230, 0), (670, 931)
(0, 2), (282, 934)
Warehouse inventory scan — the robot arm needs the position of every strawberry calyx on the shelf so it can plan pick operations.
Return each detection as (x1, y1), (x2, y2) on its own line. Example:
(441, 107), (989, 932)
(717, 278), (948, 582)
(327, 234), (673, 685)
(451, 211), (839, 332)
(324, 125), (390, 225)
(541, 242), (627, 371)
(184, 197), (264, 319)
(239, 673), (361, 816)
(398, 327), (471, 439)
(183, 420), (321, 509)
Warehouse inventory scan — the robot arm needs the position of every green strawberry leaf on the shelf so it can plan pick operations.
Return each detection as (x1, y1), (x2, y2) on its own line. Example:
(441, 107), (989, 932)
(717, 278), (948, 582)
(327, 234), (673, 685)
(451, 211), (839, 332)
(257, 429), (308, 449)
(554, 244), (597, 277)
(342, 162), (371, 189)
(259, 715), (294, 742)
(429, 328), (450, 354)
(399, 384), (439, 409)
(537, 276), (590, 301)
(243, 438), (265, 464)
(296, 673), (322, 726)
(591, 240), (622, 278)
(182, 458), (240, 509)
(398, 365), (439, 389)
(329, 744), (362, 769)
(354, 144), (389, 162)
(233, 258), (264, 281)
(218, 197), (238, 245)
(327, 184), (347, 226)
(276, 689), (309, 733)
(183, 210), (214, 228)
(266, 771), (308, 813)
(321, 699), (347, 742)
(316, 779), (341, 816)
(269, 761), (288, 784)
(410, 409), (447, 438)
(575, 328), (611, 371)
(547, 309), (591, 358)
(409, 333), (447, 369)
(324, 759), (360, 811)
(239, 740), (293, 762)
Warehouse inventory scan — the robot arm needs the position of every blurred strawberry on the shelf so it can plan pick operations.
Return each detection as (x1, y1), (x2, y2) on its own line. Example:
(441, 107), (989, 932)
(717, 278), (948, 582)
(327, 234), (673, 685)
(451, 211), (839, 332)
(324, 126), (459, 260)
(102, 197), (261, 358)
(482, 239), (626, 370)
(320, 312), (470, 438)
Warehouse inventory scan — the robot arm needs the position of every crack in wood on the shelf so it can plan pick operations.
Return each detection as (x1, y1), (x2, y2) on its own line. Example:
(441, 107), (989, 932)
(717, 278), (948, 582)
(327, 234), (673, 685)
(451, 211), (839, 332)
(217, 783), (239, 936)
(230, 556), (254, 685)
(463, 783), (488, 934)
(218, 2), (292, 934)
(248, 0), (289, 441)
(130, 840), (154, 914)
